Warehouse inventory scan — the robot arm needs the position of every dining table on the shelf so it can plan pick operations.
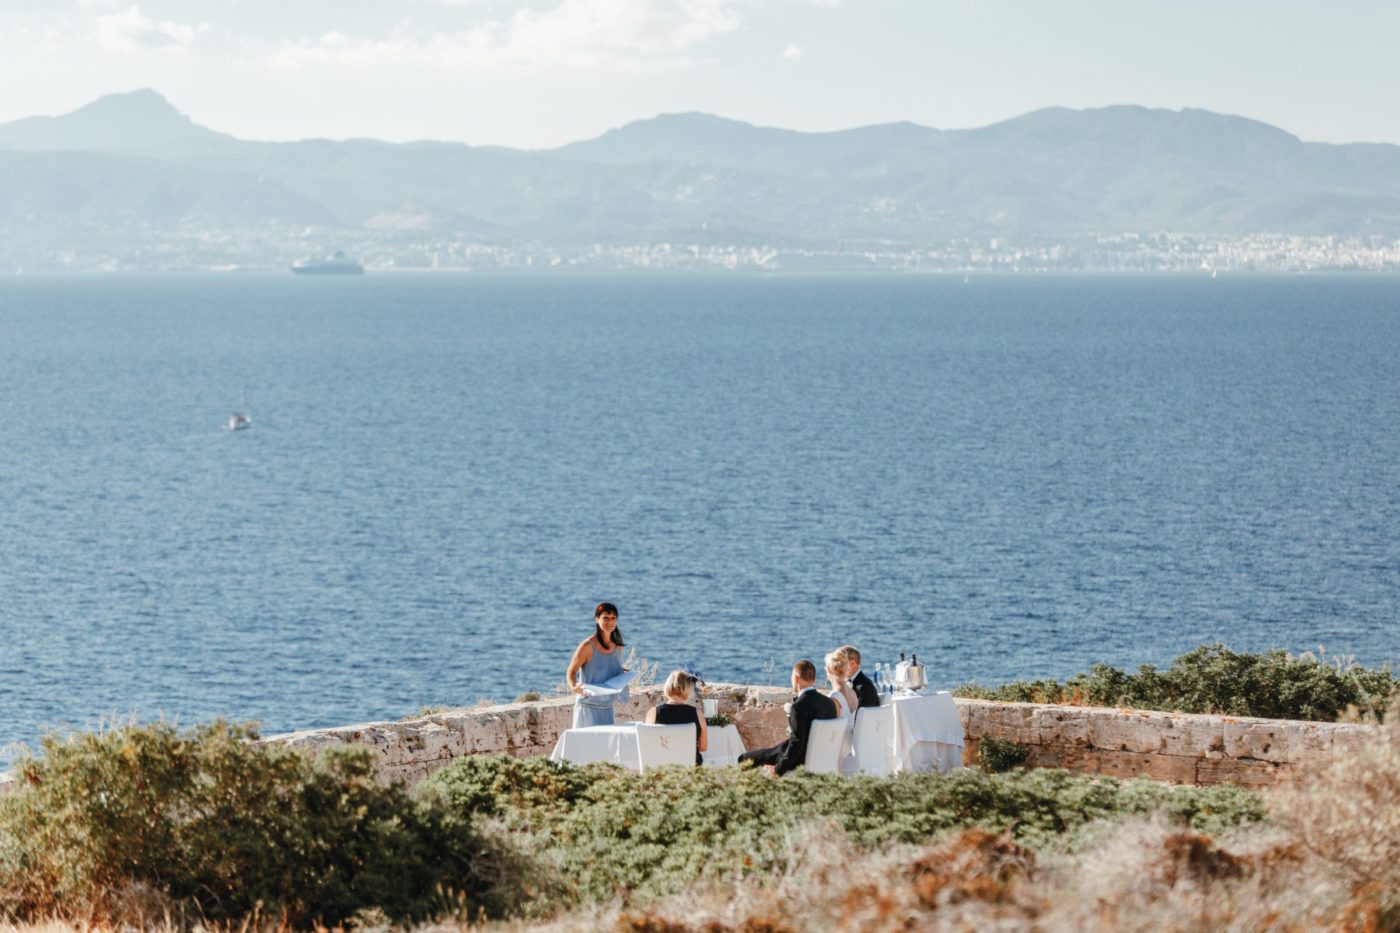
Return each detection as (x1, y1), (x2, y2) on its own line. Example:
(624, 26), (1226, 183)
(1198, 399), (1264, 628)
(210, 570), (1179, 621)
(888, 691), (965, 773)
(700, 723), (746, 767)
(550, 723), (642, 769)
(548, 721), (747, 770)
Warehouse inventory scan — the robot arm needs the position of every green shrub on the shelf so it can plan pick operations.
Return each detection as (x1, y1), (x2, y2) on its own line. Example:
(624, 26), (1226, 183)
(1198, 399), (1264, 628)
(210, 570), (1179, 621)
(0, 721), (510, 926)
(979, 738), (1030, 773)
(427, 755), (1265, 906)
(955, 644), (1397, 721)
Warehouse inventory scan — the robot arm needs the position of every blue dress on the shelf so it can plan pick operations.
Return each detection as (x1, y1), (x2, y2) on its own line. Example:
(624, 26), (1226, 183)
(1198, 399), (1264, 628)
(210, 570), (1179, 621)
(573, 641), (628, 728)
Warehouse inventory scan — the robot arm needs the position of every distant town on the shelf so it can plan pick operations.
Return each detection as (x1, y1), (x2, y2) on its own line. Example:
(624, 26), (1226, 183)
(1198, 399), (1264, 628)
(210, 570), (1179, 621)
(4, 228), (1397, 274)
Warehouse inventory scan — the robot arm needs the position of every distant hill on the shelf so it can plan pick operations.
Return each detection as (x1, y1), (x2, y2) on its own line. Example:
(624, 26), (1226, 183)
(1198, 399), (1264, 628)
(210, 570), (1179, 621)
(0, 149), (335, 224)
(3, 90), (1400, 258)
(0, 89), (231, 153)
(552, 112), (947, 178)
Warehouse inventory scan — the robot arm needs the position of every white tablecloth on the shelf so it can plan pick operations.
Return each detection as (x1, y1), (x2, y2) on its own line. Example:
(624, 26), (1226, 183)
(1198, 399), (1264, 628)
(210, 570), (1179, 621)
(550, 721), (742, 769)
(701, 724), (745, 767)
(550, 724), (640, 769)
(890, 691), (964, 774)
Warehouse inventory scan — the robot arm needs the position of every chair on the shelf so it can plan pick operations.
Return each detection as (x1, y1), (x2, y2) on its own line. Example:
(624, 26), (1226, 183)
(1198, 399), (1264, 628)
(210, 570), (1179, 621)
(803, 717), (847, 774)
(852, 705), (895, 777)
(635, 723), (697, 772)
(837, 715), (859, 777)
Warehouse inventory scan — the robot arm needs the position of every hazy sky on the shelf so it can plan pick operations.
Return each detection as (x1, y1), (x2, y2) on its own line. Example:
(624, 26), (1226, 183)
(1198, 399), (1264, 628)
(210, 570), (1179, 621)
(1, 0), (1395, 149)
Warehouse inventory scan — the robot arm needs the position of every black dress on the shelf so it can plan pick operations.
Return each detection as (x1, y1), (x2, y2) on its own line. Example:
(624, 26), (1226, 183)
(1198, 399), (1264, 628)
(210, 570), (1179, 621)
(653, 702), (703, 765)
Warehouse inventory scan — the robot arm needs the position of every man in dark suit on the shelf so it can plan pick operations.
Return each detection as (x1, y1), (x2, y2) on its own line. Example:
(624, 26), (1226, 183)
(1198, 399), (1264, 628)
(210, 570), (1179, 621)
(844, 645), (880, 709)
(739, 659), (838, 775)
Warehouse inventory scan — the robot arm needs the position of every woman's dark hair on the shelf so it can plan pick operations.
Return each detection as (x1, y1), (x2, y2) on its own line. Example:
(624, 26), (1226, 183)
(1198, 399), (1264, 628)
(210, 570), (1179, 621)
(594, 602), (624, 648)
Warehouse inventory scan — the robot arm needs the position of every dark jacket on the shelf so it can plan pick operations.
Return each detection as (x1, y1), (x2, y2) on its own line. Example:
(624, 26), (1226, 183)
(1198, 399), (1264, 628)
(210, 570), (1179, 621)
(851, 669), (880, 709)
(776, 688), (839, 775)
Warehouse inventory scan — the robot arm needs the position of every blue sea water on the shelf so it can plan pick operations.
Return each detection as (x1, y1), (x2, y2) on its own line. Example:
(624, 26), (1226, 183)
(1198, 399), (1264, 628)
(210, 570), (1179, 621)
(1, 273), (1398, 763)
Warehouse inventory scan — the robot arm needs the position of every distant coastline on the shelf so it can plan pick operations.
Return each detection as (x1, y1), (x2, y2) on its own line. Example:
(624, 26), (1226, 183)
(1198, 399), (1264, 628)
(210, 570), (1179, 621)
(4, 91), (1400, 274)
(5, 233), (1398, 275)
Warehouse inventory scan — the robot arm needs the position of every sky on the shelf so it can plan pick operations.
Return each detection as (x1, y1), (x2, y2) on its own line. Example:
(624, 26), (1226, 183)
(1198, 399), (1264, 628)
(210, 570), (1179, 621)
(0, 0), (1396, 150)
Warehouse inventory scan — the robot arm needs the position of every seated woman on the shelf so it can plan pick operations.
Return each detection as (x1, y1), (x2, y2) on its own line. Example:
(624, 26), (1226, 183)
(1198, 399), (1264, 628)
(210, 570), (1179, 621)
(825, 648), (859, 775)
(645, 670), (709, 766)
(825, 648), (859, 718)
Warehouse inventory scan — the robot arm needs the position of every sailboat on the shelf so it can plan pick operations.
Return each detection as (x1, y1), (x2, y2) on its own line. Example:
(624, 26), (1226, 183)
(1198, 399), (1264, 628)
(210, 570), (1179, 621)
(227, 366), (251, 431)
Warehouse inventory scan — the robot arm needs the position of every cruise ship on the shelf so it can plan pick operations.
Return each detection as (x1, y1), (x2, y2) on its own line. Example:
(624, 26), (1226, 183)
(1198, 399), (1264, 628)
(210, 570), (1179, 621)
(291, 251), (364, 275)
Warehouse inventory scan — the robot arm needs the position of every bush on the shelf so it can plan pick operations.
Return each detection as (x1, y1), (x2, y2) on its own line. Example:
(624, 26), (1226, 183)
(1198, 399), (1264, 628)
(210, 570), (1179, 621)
(979, 738), (1030, 773)
(427, 755), (1264, 906)
(0, 721), (511, 926)
(955, 644), (1397, 722)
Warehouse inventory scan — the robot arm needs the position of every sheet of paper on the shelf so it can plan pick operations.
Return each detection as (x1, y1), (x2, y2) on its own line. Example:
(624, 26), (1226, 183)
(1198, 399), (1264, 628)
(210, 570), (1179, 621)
(579, 668), (639, 697)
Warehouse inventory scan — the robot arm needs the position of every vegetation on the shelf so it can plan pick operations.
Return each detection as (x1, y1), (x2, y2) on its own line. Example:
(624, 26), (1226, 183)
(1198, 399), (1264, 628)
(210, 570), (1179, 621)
(955, 643), (1397, 721)
(403, 704), (451, 720)
(978, 738), (1030, 773)
(546, 703), (1400, 933)
(0, 721), (512, 927)
(0, 721), (1262, 927)
(425, 755), (1263, 906)
(5, 644), (1396, 929)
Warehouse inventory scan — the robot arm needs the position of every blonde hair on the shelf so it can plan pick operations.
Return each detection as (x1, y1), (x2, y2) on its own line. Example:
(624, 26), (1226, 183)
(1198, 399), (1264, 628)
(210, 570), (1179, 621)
(663, 670), (697, 701)
(825, 649), (851, 687)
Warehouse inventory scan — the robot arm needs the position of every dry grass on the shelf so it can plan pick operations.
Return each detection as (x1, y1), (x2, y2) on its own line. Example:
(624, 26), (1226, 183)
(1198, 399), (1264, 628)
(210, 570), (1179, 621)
(483, 819), (1382, 933)
(622, 647), (659, 691)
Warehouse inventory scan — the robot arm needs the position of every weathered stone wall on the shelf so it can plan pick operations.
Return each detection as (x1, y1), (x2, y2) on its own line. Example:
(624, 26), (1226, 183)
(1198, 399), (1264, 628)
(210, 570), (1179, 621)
(265, 686), (1377, 787)
(4, 687), (1373, 794)
(266, 683), (793, 785)
(961, 700), (1374, 786)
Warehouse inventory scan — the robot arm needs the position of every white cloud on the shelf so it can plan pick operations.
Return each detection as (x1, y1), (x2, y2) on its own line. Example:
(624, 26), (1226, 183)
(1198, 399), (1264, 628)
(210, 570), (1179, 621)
(0, 13), (64, 54)
(781, 43), (803, 61)
(96, 5), (198, 52)
(270, 0), (742, 74)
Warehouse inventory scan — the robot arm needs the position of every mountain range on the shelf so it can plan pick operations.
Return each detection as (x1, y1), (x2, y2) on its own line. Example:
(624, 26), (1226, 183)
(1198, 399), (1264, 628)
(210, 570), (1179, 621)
(3, 89), (1399, 266)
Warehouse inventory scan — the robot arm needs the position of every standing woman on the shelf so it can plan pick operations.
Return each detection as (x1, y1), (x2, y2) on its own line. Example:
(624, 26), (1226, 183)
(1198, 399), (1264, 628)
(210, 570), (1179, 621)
(566, 602), (628, 727)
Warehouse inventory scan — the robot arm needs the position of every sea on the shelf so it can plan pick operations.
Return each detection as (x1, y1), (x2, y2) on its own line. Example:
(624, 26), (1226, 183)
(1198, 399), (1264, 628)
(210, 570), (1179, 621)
(2, 272), (1398, 764)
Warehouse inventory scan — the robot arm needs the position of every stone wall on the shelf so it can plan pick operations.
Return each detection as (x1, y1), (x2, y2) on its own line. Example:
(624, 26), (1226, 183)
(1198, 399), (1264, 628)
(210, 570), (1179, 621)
(264, 685), (1376, 788)
(3, 687), (1374, 794)
(266, 683), (792, 785)
(962, 700), (1375, 786)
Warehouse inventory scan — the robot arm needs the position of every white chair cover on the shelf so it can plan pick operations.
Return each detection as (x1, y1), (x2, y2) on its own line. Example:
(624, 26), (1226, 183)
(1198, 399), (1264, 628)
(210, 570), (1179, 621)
(803, 718), (847, 774)
(852, 705), (895, 777)
(837, 713), (858, 776)
(634, 723), (696, 772)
